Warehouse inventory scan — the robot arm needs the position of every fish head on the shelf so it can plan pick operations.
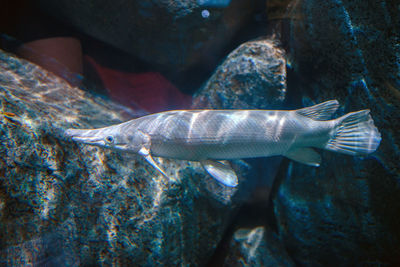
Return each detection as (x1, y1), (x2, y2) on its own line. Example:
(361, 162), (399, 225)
(65, 125), (130, 151)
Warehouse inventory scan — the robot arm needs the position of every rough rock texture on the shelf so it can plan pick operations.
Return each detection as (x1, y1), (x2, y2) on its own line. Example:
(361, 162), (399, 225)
(270, 0), (400, 266)
(37, 0), (256, 72)
(193, 38), (286, 109)
(223, 226), (295, 267)
(0, 50), (254, 266)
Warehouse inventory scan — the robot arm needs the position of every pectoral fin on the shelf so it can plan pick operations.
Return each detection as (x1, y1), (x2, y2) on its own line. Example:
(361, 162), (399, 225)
(138, 146), (168, 178)
(286, 147), (321, 166)
(201, 160), (238, 187)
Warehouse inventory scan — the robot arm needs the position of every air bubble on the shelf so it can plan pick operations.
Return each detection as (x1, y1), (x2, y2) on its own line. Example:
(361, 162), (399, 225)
(201, 9), (210, 18)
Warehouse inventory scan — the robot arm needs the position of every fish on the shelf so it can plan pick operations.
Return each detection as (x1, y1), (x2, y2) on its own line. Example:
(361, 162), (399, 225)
(65, 100), (381, 187)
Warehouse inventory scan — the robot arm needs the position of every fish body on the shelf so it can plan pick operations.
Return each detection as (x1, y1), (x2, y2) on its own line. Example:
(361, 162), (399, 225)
(65, 100), (381, 187)
(132, 110), (328, 160)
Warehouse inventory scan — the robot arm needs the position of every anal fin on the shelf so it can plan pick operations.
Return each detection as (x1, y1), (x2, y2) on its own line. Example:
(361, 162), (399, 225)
(139, 146), (168, 178)
(201, 160), (238, 187)
(285, 147), (321, 166)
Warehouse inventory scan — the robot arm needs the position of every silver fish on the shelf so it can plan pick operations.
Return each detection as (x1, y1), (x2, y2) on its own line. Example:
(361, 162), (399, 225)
(65, 100), (381, 187)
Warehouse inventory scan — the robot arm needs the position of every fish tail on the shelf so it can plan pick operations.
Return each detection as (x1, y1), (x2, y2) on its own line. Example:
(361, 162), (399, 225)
(325, 110), (381, 155)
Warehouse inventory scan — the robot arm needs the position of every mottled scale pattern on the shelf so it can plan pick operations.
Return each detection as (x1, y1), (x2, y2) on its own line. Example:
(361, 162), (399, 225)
(133, 110), (285, 141)
(125, 110), (311, 160)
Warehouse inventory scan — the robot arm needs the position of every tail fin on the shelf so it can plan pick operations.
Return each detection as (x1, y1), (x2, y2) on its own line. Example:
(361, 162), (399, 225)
(325, 110), (381, 155)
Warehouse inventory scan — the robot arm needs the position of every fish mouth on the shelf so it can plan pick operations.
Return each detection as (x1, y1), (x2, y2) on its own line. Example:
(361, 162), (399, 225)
(65, 128), (106, 146)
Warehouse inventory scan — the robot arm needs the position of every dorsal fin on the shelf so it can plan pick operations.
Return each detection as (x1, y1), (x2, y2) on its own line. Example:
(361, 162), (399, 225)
(295, 100), (339, 120)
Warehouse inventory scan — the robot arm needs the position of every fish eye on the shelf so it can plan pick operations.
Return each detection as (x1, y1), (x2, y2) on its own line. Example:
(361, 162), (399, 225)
(105, 135), (114, 144)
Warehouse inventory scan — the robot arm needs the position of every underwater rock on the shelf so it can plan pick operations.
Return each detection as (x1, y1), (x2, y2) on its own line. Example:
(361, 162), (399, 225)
(0, 50), (252, 265)
(0, 219), (79, 266)
(193, 38), (286, 109)
(223, 226), (295, 267)
(37, 0), (255, 72)
(270, 0), (400, 266)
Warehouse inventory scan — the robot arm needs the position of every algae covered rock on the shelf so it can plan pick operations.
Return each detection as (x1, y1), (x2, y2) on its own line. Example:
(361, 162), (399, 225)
(0, 49), (251, 266)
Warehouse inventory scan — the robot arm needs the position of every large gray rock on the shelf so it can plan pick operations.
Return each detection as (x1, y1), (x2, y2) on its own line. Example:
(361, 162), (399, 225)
(270, 0), (400, 266)
(0, 50), (252, 266)
(193, 38), (287, 109)
(37, 0), (256, 72)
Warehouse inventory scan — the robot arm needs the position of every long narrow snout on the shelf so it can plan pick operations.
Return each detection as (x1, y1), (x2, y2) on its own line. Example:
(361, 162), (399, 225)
(65, 128), (106, 146)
